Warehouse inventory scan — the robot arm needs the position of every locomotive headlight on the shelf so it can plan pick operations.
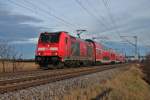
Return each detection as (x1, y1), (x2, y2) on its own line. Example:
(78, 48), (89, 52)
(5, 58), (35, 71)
(50, 47), (58, 51)
(38, 47), (46, 51)
(51, 51), (58, 55)
(55, 52), (58, 55)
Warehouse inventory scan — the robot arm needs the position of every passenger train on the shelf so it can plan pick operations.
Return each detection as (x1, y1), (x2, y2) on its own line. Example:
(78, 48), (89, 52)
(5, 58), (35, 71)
(35, 31), (125, 69)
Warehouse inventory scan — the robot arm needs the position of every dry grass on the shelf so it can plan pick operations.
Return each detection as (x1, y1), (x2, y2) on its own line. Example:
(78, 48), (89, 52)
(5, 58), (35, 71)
(62, 64), (150, 100)
(0, 61), (39, 73)
(105, 65), (150, 100)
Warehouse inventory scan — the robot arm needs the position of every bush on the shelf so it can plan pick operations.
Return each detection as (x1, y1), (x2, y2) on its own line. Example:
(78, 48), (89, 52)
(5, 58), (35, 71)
(142, 54), (150, 83)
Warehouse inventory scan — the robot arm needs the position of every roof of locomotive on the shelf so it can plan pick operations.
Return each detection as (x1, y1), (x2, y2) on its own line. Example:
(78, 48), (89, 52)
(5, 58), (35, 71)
(40, 31), (68, 34)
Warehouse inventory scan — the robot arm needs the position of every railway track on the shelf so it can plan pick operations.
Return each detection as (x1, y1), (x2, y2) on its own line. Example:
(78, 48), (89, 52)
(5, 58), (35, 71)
(0, 64), (129, 94)
(0, 67), (86, 80)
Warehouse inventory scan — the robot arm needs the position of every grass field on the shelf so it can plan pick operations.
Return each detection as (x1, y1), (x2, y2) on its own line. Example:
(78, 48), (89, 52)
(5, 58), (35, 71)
(0, 61), (39, 73)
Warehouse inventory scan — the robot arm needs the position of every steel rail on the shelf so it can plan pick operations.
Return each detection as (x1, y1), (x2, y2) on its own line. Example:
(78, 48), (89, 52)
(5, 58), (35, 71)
(0, 64), (129, 94)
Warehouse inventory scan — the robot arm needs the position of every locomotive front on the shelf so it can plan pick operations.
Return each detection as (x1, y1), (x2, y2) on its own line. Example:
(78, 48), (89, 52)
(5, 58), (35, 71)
(35, 32), (62, 67)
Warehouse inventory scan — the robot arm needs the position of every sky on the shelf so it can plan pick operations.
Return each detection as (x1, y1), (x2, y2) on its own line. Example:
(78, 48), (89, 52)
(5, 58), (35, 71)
(0, 0), (150, 58)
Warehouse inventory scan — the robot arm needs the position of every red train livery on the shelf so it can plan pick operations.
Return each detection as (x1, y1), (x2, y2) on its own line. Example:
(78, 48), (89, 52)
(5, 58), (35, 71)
(35, 31), (125, 68)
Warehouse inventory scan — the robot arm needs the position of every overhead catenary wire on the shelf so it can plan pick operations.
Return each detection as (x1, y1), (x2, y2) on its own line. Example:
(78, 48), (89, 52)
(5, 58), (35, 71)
(37, 0), (84, 30)
(101, 0), (121, 37)
(101, 0), (131, 54)
(7, 0), (63, 29)
(101, 0), (150, 57)
(86, 0), (111, 29)
(75, 0), (109, 31)
(22, 0), (79, 29)
(8, 0), (78, 30)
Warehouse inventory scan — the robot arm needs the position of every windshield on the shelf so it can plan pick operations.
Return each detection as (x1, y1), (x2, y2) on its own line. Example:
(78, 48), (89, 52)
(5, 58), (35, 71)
(40, 33), (60, 43)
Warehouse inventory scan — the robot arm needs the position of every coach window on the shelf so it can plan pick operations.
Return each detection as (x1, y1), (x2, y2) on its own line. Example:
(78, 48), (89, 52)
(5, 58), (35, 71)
(99, 50), (101, 54)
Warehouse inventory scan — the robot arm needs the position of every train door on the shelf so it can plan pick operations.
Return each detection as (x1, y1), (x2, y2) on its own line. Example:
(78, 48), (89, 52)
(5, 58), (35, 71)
(65, 37), (69, 57)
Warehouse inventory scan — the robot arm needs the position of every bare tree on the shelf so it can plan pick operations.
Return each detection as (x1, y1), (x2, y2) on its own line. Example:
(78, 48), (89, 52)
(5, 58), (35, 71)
(11, 48), (23, 72)
(0, 40), (23, 72)
(0, 40), (12, 72)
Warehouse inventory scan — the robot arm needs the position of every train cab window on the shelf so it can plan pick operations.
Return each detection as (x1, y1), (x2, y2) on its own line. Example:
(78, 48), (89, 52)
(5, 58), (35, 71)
(40, 32), (60, 43)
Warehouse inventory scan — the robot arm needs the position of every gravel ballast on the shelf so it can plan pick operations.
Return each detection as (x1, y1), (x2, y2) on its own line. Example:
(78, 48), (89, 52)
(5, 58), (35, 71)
(0, 66), (128, 100)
